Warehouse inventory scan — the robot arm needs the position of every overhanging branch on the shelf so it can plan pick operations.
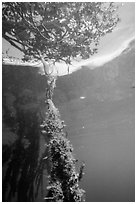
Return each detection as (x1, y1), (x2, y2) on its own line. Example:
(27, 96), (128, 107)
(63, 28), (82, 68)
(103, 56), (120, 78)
(3, 34), (24, 53)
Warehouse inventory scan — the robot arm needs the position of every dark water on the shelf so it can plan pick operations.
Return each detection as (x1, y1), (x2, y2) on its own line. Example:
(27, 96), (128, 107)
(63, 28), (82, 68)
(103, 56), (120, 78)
(58, 94), (135, 202)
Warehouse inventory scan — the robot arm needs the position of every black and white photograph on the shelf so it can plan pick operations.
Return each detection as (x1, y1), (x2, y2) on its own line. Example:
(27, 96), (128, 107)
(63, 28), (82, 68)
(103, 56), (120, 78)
(2, 2), (135, 202)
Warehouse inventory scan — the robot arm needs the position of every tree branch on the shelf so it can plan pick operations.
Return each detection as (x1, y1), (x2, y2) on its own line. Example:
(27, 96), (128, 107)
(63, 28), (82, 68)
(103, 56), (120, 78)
(3, 34), (24, 52)
(3, 33), (25, 46)
(37, 50), (50, 76)
(21, 12), (50, 41)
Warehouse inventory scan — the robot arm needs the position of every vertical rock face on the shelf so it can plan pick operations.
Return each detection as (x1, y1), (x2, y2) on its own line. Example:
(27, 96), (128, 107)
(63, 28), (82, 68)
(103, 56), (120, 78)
(2, 65), (48, 201)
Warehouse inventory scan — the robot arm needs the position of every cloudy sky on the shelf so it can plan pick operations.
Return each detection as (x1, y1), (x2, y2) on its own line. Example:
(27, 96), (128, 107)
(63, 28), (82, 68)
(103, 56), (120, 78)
(2, 2), (135, 75)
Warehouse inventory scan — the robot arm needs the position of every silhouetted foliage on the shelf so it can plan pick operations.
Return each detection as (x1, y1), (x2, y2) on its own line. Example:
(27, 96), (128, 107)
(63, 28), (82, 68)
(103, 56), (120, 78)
(2, 83), (41, 201)
(2, 66), (47, 201)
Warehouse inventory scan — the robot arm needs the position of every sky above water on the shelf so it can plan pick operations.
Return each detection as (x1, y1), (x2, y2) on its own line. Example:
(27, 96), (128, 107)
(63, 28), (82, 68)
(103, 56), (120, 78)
(2, 2), (135, 75)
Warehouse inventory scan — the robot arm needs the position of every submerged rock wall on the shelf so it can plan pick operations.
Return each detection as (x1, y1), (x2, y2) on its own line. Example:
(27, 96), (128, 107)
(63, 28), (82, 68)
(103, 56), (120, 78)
(2, 64), (48, 201)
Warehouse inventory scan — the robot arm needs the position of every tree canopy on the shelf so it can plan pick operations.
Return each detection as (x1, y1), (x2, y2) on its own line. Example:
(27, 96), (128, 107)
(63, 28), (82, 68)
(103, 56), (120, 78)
(2, 2), (120, 64)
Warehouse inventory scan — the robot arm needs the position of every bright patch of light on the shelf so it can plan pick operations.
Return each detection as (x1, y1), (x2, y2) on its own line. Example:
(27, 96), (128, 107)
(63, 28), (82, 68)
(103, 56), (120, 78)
(80, 96), (86, 99)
